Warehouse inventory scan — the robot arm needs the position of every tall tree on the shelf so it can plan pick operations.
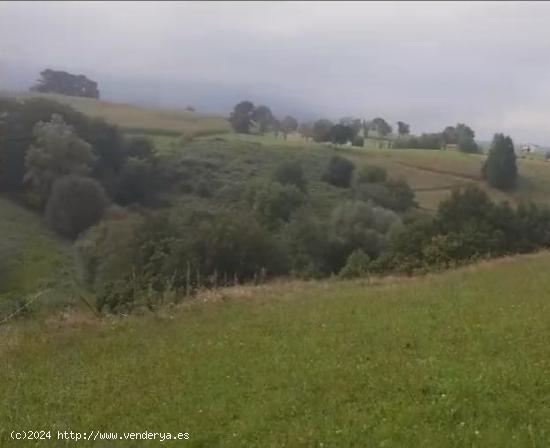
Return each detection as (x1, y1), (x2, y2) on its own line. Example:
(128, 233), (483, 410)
(312, 119), (334, 142)
(280, 116), (298, 139)
(397, 121), (410, 136)
(298, 122), (313, 141)
(329, 124), (354, 145)
(228, 101), (255, 134)
(252, 105), (275, 134)
(30, 69), (100, 98)
(371, 117), (392, 136)
(482, 133), (518, 190)
(456, 123), (478, 153)
(442, 126), (458, 145)
(339, 117), (362, 138)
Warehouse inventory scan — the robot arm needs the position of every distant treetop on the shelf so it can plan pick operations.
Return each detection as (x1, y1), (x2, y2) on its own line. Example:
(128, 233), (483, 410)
(30, 69), (100, 99)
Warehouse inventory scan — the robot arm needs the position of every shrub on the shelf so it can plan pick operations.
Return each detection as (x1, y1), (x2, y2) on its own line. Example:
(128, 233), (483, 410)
(113, 157), (154, 205)
(125, 136), (155, 159)
(78, 207), (290, 312)
(355, 165), (387, 184)
(46, 175), (108, 238)
(282, 210), (330, 278)
(246, 180), (305, 228)
(392, 134), (442, 150)
(354, 179), (415, 212)
(339, 249), (370, 279)
(328, 201), (400, 272)
(322, 155), (355, 188)
(384, 179), (416, 212)
(273, 160), (307, 192)
(352, 135), (365, 147)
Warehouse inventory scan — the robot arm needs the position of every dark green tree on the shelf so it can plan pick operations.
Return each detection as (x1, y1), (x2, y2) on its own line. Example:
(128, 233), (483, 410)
(322, 155), (355, 188)
(371, 117), (392, 136)
(329, 124), (354, 145)
(45, 175), (108, 238)
(229, 100), (255, 133)
(442, 126), (458, 145)
(25, 114), (96, 203)
(246, 180), (304, 228)
(482, 133), (518, 190)
(456, 123), (478, 153)
(312, 119), (334, 142)
(280, 116), (298, 139)
(30, 69), (100, 98)
(397, 121), (410, 136)
(252, 105), (275, 134)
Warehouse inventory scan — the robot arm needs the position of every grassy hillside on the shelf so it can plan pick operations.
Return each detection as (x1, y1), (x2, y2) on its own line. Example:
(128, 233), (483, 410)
(3, 252), (550, 446)
(0, 197), (76, 317)
(1, 91), (231, 137)
(192, 133), (550, 212)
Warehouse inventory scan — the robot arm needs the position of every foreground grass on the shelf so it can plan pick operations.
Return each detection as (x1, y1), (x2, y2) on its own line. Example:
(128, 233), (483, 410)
(3, 253), (550, 446)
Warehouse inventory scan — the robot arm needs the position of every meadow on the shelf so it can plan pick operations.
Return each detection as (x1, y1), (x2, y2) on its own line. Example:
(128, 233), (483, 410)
(4, 95), (550, 446)
(0, 91), (231, 137)
(3, 252), (550, 446)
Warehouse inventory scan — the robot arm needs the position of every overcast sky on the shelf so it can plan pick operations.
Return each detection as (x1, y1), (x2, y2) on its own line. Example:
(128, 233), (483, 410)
(2, 1), (550, 143)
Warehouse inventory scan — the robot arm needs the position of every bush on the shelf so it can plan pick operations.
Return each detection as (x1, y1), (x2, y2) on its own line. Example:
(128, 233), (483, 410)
(328, 201), (400, 272)
(392, 133), (442, 150)
(46, 175), (108, 238)
(352, 136), (364, 147)
(322, 155), (355, 188)
(273, 160), (307, 192)
(113, 157), (154, 205)
(354, 179), (415, 212)
(282, 210), (330, 278)
(125, 136), (154, 159)
(339, 249), (370, 279)
(246, 180), (305, 228)
(355, 165), (387, 184)
(78, 208), (290, 312)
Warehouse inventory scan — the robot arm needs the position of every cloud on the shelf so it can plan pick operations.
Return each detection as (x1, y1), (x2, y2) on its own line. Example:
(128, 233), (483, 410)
(2, 1), (550, 142)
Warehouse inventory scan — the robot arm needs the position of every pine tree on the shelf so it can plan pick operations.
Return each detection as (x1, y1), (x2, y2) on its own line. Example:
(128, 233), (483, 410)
(482, 133), (517, 190)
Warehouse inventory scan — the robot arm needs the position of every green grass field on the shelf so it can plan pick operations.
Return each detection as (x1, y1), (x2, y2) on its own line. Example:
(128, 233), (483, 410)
(3, 252), (550, 446)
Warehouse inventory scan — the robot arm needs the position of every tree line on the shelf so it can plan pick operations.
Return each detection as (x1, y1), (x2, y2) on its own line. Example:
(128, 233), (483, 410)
(229, 100), (519, 191)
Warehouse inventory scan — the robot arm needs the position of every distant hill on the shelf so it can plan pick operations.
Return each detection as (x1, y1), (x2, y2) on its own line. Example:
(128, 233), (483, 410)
(0, 90), (232, 137)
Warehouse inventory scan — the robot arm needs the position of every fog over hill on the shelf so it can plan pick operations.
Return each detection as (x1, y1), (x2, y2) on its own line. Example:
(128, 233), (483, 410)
(3, 2), (550, 144)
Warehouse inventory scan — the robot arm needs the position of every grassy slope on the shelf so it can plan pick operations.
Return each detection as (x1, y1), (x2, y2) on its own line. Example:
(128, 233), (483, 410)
(213, 134), (550, 212)
(3, 252), (550, 446)
(0, 197), (76, 315)
(1, 91), (231, 137)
